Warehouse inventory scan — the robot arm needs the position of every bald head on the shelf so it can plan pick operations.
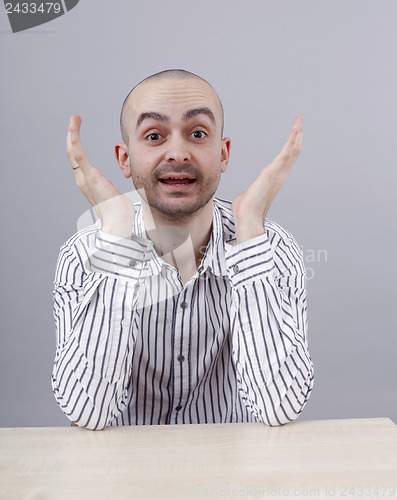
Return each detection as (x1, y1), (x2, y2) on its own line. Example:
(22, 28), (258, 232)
(120, 69), (224, 145)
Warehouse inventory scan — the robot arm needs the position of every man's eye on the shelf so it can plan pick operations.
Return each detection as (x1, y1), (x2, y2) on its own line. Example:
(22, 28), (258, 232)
(191, 131), (207, 139)
(147, 133), (161, 141)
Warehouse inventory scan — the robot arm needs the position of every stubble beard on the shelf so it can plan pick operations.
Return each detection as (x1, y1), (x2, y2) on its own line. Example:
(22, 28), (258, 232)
(130, 161), (221, 223)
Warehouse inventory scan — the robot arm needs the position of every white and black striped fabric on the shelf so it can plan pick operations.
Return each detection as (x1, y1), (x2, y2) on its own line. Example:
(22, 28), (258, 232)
(52, 198), (314, 430)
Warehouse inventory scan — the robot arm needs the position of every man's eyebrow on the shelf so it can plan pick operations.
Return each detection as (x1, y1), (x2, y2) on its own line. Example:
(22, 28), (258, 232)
(136, 112), (169, 129)
(183, 107), (216, 124)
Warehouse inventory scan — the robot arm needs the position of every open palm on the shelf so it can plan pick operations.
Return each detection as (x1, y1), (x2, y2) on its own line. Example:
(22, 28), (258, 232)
(232, 116), (303, 243)
(66, 115), (135, 237)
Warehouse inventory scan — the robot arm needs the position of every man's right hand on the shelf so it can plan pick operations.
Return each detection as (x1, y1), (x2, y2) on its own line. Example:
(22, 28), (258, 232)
(66, 115), (135, 238)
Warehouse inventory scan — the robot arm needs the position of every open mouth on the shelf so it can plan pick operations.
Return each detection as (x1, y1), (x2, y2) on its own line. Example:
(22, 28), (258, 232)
(159, 176), (196, 187)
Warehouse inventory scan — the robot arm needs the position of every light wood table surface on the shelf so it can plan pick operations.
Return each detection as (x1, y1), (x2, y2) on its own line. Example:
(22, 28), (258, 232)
(1, 418), (397, 499)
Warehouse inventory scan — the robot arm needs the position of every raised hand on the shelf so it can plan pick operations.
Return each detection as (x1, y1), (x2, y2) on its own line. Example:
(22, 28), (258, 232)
(231, 116), (303, 244)
(66, 115), (135, 238)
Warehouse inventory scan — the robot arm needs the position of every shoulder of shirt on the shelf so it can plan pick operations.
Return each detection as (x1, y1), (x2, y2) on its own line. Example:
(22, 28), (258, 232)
(59, 219), (102, 252)
(213, 197), (299, 249)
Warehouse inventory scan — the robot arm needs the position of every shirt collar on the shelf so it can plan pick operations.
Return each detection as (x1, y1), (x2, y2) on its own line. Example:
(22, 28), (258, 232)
(133, 200), (230, 278)
(199, 201), (229, 277)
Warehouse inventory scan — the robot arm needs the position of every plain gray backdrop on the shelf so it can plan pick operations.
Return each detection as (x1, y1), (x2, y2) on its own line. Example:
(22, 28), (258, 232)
(0, 0), (396, 427)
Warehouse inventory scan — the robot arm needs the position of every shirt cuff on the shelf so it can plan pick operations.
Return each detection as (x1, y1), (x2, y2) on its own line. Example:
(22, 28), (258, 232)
(225, 233), (276, 287)
(85, 230), (155, 278)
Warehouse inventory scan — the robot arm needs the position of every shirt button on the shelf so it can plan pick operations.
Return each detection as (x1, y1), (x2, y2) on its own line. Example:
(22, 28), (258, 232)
(129, 259), (137, 267)
(180, 301), (188, 309)
(233, 264), (240, 274)
(120, 319), (129, 327)
(175, 404), (182, 411)
(177, 355), (185, 363)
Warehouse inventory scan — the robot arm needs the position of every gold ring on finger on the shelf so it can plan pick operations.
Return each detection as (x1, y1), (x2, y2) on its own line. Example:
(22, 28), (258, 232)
(72, 164), (79, 170)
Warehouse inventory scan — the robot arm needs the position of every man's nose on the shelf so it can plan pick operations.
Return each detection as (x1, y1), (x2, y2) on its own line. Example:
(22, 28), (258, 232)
(165, 135), (191, 163)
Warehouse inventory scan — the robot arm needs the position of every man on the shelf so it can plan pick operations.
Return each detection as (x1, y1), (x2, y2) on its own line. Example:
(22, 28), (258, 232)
(52, 69), (314, 430)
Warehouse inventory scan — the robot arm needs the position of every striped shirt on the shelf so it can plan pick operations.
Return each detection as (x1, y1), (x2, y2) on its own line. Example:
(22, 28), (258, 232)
(52, 198), (314, 430)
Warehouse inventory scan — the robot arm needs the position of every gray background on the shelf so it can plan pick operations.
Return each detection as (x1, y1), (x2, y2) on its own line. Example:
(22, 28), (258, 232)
(0, 0), (396, 427)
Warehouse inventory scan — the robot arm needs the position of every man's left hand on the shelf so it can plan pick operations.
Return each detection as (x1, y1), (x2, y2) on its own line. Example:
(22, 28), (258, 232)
(231, 116), (303, 244)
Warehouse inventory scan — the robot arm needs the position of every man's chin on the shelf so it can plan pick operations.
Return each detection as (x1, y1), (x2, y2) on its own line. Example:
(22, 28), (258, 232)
(146, 196), (212, 221)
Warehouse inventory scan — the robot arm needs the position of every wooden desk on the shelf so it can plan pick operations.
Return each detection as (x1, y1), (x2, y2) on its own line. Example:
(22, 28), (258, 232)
(1, 418), (397, 499)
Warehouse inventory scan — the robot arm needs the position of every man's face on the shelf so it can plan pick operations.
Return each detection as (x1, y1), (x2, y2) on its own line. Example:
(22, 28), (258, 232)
(121, 78), (230, 221)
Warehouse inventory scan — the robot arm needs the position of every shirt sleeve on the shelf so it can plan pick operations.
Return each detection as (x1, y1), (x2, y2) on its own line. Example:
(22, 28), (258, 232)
(225, 226), (314, 426)
(51, 228), (151, 430)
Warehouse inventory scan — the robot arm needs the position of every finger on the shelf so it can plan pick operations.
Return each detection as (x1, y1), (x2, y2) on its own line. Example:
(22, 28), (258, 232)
(296, 115), (303, 150)
(66, 115), (80, 163)
(66, 115), (92, 175)
(262, 119), (302, 181)
(65, 116), (91, 197)
(288, 115), (303, 143)
(293, 115), (303, 128)
(279, 116), (303, 158)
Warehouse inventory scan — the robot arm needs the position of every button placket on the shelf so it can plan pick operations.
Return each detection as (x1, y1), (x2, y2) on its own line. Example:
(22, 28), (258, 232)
(171, 286), (193, 422)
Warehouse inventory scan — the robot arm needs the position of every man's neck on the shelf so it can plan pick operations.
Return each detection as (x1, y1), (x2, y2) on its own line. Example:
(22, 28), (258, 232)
(141, 200), (214, 284)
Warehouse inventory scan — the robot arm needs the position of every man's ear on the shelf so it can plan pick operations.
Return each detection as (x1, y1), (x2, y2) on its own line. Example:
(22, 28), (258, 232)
(115, 142), (131, 179)
(220, 137), (231, 173)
